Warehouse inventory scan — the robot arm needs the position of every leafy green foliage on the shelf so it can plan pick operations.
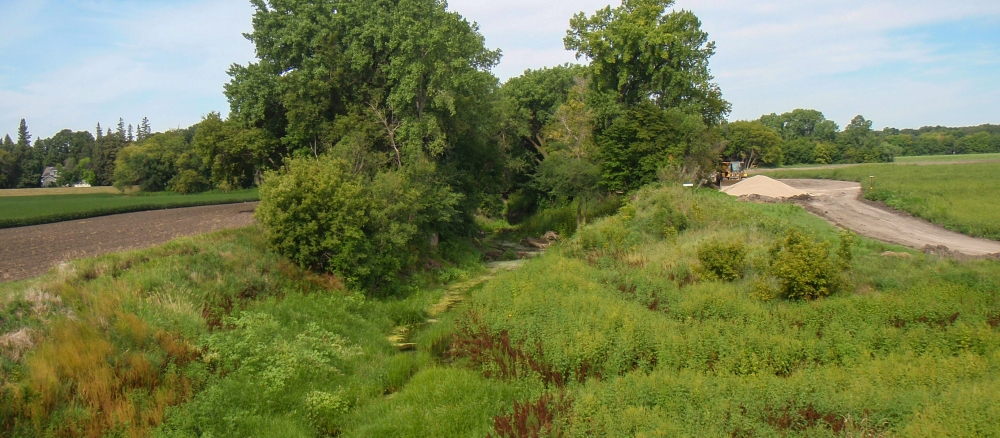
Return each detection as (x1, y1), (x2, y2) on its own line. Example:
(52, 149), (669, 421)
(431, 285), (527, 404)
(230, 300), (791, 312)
(597, 103), (721, 191)
(724, 120), (783, 167)
(565, 0), (730, 124)
(697, 239), (747, 281)
(113, 131), (209, 193)
(255, 154), (460, 290)
(768, 229), (843, 300)
(227, 0), (502, 218)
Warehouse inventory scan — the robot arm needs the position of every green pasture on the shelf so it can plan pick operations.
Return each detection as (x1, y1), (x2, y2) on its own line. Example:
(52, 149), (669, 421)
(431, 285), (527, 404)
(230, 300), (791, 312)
(896, 152), (1000, 164)
(767, 162), (1000, 241)
(3, 184), (1000, 436)
(0, 189), (259, 228)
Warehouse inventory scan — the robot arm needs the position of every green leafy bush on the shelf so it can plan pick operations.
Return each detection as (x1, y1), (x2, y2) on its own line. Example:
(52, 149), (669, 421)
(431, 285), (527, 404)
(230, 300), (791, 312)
(255, 155), (461, 290)
(696, 239), (747, 281)
(769, 228), (843, 300)
(168, 169), (211, 194)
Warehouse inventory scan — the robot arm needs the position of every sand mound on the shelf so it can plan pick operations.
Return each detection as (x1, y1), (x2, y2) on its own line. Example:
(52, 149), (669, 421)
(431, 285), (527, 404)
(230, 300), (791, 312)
(722, 176), (807, 199)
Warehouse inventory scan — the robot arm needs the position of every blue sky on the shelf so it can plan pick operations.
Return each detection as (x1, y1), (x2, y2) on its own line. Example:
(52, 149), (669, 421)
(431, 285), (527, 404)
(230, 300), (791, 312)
(2, 0), (999, 140)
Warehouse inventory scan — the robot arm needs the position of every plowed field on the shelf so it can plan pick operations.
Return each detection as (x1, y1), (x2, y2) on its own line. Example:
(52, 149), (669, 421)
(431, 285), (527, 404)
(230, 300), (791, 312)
(0, 203), (257, 283)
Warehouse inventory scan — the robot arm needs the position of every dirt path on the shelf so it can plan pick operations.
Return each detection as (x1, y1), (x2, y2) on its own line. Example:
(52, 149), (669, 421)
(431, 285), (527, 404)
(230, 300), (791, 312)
(0, 203), (258, 283)
(780, 179), (1000, 256)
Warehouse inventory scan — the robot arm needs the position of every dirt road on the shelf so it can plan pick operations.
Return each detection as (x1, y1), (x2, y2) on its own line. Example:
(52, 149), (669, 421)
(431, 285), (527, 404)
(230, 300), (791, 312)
(780, 179), (1000, 256)
(0, 203), (258, 283)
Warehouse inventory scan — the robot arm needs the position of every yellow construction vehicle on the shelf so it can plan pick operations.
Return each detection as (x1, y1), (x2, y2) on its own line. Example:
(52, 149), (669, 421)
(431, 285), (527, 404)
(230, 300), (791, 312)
(714, 160), (748, 185)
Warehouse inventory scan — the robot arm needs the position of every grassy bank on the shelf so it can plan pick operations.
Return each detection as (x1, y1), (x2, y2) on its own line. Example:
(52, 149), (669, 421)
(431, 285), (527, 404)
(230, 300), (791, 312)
(0, 226), (488, 436)
(766, 162), (1000, 241)
(3, 184), (999, 436)
(380, 185), (1000, 436)
(0, 189), (260, 229)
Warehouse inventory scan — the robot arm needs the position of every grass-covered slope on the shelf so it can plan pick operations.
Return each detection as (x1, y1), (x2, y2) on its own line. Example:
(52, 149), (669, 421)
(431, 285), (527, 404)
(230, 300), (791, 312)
(0, 227), (491, 437)
(765, 162), (1000, 241)
(399, 185), (999, 436)
(0, 189), (259, 229)
(2, 184), (999, 437)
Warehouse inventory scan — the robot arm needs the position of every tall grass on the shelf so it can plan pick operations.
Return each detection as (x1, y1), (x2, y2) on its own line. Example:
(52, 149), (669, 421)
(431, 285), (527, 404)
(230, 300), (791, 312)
(0, 189), (259, 229)
(434, 184), (1000, 436)
(4, 182), (1000, 436)
(767, 162), (1000, 240)
(0, 226), (482, 437)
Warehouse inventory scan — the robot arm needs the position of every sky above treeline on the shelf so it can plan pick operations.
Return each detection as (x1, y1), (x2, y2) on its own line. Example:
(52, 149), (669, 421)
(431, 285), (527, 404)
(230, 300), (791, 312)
(1, 0), (999, 139)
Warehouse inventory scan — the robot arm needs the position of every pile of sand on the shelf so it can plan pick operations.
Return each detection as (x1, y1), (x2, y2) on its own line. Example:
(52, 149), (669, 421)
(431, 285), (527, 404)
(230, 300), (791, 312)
(721, 176), (807, 199)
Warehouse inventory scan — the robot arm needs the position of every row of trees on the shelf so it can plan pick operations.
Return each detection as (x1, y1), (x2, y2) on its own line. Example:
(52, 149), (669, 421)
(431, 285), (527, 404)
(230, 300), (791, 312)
(724, 109), (1000, 168)
(724, 111), (902, 167)
(0, 117), (152, 188)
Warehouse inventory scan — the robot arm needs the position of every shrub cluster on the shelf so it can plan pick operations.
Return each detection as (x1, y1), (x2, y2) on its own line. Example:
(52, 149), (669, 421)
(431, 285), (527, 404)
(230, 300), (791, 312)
(768, 229), (846, 300)
(255, 155), (461, 290)
(697, 239), (747, 281)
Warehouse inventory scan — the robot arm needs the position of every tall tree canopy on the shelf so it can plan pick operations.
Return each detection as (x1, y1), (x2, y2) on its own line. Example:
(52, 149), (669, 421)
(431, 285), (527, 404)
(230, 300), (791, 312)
(227, 0), (500, 169)
(561, 0), (729, 191)
(565, 0), (730, 125)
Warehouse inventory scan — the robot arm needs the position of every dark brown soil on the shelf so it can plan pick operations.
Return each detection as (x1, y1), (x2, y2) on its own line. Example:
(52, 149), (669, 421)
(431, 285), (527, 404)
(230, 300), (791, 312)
(0, 203), (257, 283)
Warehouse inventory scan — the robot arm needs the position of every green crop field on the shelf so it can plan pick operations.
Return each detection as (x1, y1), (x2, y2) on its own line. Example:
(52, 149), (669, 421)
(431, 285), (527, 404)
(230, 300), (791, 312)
(766, 162), (1000, 241)
(0, 189), (259, 229)
(3, 184), (1000, 436)
(896, 152), (1000, 164)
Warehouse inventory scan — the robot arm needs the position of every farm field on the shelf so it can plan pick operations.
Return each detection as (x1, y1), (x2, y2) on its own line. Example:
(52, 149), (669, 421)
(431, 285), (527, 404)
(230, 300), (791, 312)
(765, 162), (1000, 241)
(3, 184), (1000, 436)
(896, 152), (1000, 164)
(0, 189), (259, 229)
(0, 186), (131, 197)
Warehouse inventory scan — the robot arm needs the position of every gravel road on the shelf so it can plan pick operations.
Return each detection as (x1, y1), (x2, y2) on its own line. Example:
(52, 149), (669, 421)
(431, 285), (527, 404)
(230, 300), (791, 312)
(780, 179), (1000, 256)
(0, 202), (258, 283)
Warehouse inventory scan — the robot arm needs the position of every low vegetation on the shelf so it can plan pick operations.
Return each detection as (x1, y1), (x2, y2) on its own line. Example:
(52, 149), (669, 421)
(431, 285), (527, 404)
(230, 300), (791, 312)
(0, 189), (258, 229)
(4, 183), (999, 436)
(0, 226), (485, 437)
(766, 161), (1000, 240)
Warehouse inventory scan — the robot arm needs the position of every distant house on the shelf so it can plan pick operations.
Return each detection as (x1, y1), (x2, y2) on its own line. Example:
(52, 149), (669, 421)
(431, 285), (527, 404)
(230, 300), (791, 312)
(40, 167), (59, 188)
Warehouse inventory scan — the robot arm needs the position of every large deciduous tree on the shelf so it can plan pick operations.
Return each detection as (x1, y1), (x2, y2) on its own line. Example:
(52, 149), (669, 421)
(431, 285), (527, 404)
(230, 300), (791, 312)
(724, 121), (783, 168)
(564, 0), (729, 191)
(240, 0), (506, 287)
(565, 0), (730, 125)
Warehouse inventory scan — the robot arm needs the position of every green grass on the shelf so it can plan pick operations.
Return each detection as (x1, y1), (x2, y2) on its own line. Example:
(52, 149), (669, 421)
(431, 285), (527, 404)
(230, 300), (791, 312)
(4, 183), (1000, 437)
(896, 152), (1000, 164)
(430, 185), (1000, 436)
(0, 189), (260, 229)
(0, 225), (489, 437)
(766, 162), (1000, 241)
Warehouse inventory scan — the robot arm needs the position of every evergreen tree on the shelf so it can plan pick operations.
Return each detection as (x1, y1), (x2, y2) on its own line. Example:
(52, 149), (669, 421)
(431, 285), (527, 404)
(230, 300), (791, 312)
(0, 135), (14, 189)
(117, 118), (126, 138)
(17, 119), (31, 147)
(128, 124), (134, 143)
(138, 117), (151, 141)
(96, 122), (103, 141)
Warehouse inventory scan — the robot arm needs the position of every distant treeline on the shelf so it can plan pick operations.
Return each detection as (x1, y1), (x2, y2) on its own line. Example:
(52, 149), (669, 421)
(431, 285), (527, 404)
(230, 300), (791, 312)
(0, 118), (157, 189)
(733, 109), (1000, 167)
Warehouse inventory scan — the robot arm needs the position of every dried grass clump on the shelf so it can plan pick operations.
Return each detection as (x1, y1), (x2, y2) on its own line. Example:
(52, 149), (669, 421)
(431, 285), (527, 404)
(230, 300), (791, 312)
(0, 328), (35, 361)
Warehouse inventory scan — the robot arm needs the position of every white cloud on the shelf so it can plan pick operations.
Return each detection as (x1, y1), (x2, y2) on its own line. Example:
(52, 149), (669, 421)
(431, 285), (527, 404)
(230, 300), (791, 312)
(672, 0), (1000, 126)
(0, 0), (255, 138)
(448, 0), (611, 80)
(3, 0), (999, 137)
